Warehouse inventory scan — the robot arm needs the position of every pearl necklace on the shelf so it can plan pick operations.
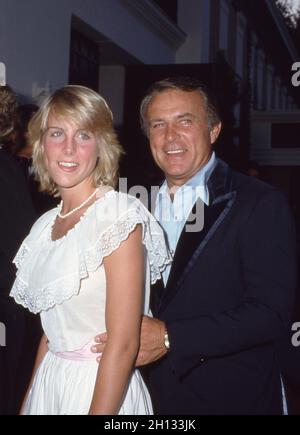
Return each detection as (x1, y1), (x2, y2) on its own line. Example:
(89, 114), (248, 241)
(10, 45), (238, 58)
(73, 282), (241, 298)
(58, 188), (99, 219)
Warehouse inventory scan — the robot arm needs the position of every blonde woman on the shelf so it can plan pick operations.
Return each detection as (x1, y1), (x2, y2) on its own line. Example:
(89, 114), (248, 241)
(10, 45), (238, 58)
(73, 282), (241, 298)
(10, 85), (171, 415)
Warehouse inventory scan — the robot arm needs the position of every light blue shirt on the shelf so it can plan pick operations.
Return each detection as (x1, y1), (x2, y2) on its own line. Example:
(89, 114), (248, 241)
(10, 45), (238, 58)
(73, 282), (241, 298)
(154, 152), (217, 285)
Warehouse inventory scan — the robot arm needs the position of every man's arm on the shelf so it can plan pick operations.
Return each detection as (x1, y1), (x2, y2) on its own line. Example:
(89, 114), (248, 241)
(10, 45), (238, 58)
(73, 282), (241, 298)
(93, 315), (167, 367)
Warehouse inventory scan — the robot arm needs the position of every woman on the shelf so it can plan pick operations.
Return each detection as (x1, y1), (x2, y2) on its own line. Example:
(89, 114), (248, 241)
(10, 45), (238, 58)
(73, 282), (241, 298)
(10, 85), (171, 415)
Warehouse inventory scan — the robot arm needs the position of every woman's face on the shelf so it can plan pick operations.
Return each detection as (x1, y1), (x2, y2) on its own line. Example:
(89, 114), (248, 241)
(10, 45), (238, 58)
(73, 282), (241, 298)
(42, 115), (99, 192)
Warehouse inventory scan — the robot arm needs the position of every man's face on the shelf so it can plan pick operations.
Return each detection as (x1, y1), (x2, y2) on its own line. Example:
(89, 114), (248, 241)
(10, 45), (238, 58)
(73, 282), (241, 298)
(146, 89), (221, 188)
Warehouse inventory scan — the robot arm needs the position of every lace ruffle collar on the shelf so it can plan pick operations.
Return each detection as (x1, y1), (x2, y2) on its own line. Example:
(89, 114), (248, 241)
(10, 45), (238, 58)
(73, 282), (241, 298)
(10, 191), (171, 313)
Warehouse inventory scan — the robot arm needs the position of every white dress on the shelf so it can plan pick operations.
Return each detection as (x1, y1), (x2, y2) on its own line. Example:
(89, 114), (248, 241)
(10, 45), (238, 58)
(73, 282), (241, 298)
(10, 188), (171, 415)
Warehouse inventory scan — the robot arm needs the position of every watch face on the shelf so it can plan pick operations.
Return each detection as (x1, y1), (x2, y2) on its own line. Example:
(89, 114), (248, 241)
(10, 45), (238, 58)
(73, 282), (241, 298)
(164, 331), (170, 350)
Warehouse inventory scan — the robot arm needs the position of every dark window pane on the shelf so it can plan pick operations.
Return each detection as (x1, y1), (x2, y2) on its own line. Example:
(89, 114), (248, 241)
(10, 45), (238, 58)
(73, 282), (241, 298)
(271, 124), (300, 148)
(69, 28), (99, 91)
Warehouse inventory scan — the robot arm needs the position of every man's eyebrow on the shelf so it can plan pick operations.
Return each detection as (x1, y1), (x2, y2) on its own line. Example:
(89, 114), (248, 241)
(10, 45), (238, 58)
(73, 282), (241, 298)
(148, 118), (165, 125)
(149, 113), (196, 124)
(176, 112), (196, 120)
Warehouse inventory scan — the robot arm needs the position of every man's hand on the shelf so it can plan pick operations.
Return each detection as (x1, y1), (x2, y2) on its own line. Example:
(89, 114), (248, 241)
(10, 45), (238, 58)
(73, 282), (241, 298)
(91, 316), (168, 366)
(136, 315), (168, 366)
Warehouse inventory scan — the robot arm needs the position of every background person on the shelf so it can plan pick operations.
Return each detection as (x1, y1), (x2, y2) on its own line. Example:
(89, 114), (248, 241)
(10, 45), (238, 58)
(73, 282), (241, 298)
(0, 85), (38, 415)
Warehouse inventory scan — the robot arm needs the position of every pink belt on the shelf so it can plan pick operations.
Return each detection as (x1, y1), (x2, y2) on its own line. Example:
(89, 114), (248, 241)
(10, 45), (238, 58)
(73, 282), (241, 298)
(54, 340), (100, 361)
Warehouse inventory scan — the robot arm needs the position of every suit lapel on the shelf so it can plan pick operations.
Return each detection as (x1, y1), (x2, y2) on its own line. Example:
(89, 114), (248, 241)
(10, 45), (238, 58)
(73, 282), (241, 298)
(156, 159), (237, 314)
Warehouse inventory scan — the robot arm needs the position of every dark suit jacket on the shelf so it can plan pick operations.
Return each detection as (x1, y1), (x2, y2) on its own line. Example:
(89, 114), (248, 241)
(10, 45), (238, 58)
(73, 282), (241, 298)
(0, 149), (36, 292)
(146, 159), (296, 415)
(0, 149), (38, 414)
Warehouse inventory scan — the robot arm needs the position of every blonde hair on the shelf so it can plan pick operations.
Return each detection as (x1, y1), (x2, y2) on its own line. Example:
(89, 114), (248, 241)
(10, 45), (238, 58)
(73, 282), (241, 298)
(29, 85), (124, 195)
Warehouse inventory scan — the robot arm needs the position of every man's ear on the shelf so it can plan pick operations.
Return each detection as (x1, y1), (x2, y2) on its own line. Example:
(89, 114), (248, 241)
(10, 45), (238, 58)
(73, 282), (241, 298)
(210, 122), (222, 144)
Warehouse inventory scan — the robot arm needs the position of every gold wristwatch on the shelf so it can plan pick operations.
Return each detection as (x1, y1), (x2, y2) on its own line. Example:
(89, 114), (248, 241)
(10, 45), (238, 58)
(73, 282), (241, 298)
(164, 329), (170, 351)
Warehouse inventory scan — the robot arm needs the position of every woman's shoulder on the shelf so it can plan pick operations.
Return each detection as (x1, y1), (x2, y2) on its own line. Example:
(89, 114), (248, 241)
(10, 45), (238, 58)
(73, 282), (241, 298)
(92, 187), (151, 223)
(82, 187), (171, 284)
(31, 207), (57, 229)
(97, 188), (145, 208)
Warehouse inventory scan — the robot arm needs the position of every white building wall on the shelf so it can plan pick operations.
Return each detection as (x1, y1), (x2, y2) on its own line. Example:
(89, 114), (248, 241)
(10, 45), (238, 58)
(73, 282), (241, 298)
(0, 0), (178, 102)
(0, 0), (70, 101)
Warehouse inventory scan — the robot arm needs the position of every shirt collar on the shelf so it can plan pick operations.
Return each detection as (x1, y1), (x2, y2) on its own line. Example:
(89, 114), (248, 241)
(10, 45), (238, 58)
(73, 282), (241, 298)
(157, 152), (217, 205)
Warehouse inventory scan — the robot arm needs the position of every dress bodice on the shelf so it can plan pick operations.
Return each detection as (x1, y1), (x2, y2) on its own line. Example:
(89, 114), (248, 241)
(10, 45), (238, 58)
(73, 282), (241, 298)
(10, 188), (171, 352)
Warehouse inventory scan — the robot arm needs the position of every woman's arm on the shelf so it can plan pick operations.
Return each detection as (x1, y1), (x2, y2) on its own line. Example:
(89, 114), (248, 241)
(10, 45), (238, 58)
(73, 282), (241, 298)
(19, 333), (48, 414)
(89, 225), (144, 415)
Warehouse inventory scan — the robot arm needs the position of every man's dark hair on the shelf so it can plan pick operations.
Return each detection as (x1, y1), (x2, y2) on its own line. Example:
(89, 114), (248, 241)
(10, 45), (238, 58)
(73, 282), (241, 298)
(140, 76), (221, 136)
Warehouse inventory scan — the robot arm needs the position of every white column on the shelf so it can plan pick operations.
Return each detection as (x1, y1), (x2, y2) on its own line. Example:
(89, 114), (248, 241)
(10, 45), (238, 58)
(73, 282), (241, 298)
(266, 64), (274, 110)
(176, 0), (210, 63)
(256, 49), (266, 110)
(219, 0), (230, 57)
(235, 12), (247, 79)
(249, 33), (258, 108)
(281, 86), (288, 110)
(199, 0), (211, 63)
(274, 77), (281, 110)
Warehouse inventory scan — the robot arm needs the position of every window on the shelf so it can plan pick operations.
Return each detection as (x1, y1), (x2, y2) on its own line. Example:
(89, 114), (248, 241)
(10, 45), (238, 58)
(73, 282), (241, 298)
(69, 28), (99, 91)
(272, 123), (300, 148)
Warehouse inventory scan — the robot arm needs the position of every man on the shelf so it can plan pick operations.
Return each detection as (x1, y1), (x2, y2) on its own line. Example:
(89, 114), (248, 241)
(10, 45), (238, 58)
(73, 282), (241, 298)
(93, 77), (296, 414)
